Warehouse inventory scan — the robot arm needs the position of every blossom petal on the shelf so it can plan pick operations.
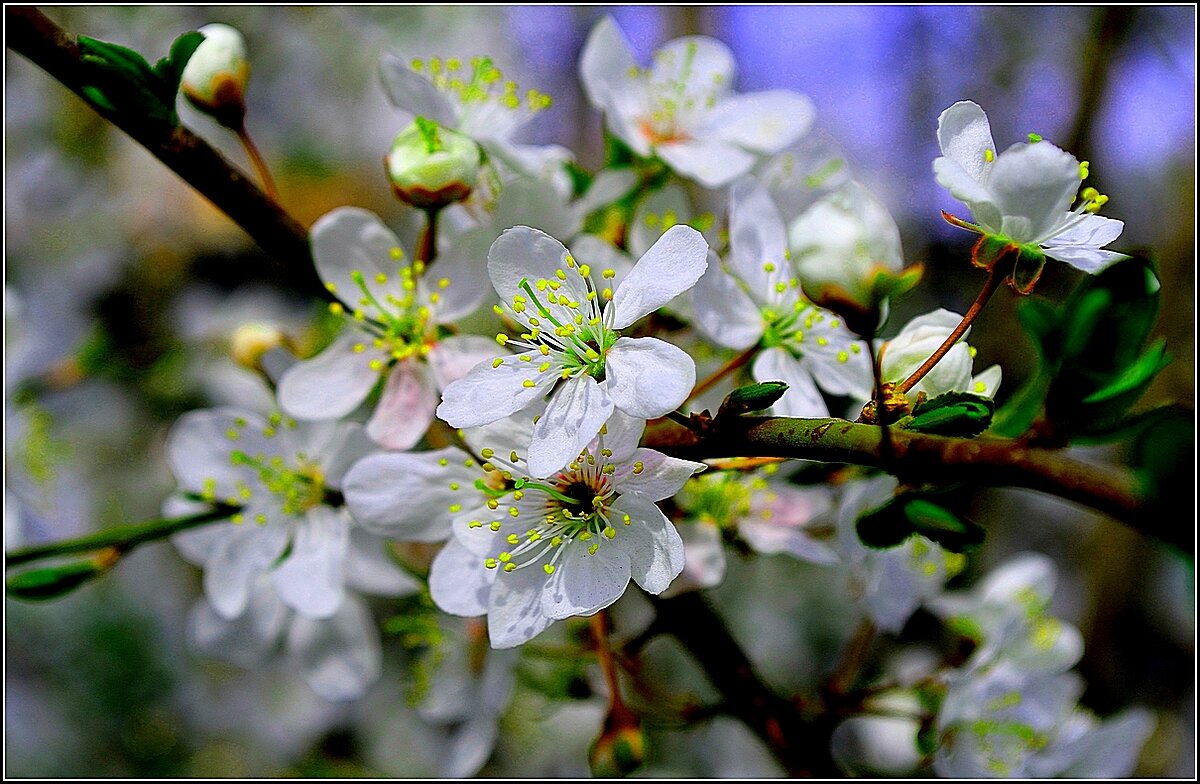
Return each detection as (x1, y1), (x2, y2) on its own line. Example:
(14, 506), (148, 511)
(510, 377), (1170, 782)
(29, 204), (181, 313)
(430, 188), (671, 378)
(188, 582), (287, 668)
(936, 100), (997, 184)
(311, 207), (408, 309)
(1045, 213), (1124, 249)
(932, 156), (1003, 230)
(427, 231), (493, 322)
(596, 408), (645, 464)
(660, 522), (726, 598)
(541, 541), (631, 619)
(1041, 245), (1128, 274)
(692, 253), (764, 350)
(204, 521), (289, 619)
(430, 538), (494, 617)
(652, 35), (735, 100)
(989, 141), (1081, 243)
(608, 493), (684, 594)
(379, 54), (458, 125)
(488, 559), (554, 648)
(366, 359), (438, 449)
(728, 178), (790, 299)
(753, 347), (829, 417)
(609, 224), (708, 329)
(702, 90), (815, 153)
(579, 16), (638, 109)
(344, 529), (422, 597)
(487, 226), (589, 313)
(343, 446), (473, 539)
(970, 364), (1002, 398)
(656, 138), (757, 189)
(287, 594), (381, 701)
(629, 183), (694, 258)
(739, 520), (838, 564)
(528, 373), (614, 478)
(277, 331), (381, 420)
(612, 447), (704, 502)
(436, 350), (554, 428)
(428, 336), (504, 391)
(166, 408), (271, 497)
(271, 506), (349, 619)
(606, 337), (694, 419)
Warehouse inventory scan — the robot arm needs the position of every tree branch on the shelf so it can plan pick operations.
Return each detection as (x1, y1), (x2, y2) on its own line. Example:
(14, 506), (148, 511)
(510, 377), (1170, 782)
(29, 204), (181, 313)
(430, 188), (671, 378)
(644, 416), (1178, 549)
(5, 6), (329, 303)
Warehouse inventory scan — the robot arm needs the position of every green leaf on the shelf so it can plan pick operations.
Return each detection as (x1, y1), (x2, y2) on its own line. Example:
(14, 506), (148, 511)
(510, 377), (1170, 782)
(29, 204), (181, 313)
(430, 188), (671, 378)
(1015, 297), (1060, 360)
(76, 34), (188, 125)
(904, 391), (994, 437)
(903, 499), (985, 552)
(7, 561), (103, 601)
(718, 381), (789, 417)
(855, 501), (914, 549)
(152, 30), (205, 114)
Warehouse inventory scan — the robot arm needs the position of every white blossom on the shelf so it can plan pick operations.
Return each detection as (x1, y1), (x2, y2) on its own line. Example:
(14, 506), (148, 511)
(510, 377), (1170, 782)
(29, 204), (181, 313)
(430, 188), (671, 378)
(277, 207), (492, 450)
(428, 409), (703, 648)
(934, 100), (1127, 273)
(437, 224), (708, 477)
(166, 406), (378, 620)
(692, 178), (874, 416)
(580, 16), (814, 188)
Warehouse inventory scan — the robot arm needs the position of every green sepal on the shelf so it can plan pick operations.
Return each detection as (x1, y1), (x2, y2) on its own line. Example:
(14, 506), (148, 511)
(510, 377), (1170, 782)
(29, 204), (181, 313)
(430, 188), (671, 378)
(903, 499), (985, 552)
(602, 131), (635, 168)
(1010, 244), (1047, 294)
(972, 235), (1016, 270)
(718, 381), (789, 417)
(7, 561), (104, 601)
(904, 391), (994, 438)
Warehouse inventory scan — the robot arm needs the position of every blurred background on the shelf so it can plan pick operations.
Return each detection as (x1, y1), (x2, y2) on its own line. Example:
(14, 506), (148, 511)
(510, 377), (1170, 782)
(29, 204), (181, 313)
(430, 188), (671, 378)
(5, 5), (1194, 776)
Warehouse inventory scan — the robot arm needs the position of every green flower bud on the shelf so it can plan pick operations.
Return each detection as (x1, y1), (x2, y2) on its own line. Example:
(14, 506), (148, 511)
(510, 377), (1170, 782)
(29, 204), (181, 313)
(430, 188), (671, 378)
(588, 709), (645, 777)
(180, 23), (250, 128)
(385, 116), (481, 209)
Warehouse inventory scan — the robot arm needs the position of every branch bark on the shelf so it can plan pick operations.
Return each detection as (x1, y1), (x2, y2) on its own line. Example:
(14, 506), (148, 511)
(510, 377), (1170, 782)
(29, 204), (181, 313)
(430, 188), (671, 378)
(6, 6), (328, 302)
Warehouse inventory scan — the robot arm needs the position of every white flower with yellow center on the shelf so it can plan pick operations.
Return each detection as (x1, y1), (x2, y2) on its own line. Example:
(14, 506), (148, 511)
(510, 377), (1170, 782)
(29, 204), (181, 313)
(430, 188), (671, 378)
(278, 207), (492, 450)
(437, 224), (708, 477)
(428, 410), (704, 649)
(692, 178), (875, 416)
(934, 100), (1126, 273)
(166, 406), (375, 621)
(580, 16), (814, 188)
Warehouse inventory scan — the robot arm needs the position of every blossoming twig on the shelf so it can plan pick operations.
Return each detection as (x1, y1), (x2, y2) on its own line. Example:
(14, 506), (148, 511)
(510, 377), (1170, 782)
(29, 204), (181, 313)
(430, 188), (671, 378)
(5, 504), (237, 567)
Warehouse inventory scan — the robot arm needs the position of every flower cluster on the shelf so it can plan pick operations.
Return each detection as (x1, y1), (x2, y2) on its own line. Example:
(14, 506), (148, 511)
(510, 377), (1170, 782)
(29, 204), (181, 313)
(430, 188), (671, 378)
(125, 13), (1159, 778)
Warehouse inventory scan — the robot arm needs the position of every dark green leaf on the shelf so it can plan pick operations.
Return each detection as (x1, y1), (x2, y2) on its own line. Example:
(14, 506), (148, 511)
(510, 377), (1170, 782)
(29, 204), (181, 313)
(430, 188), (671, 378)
(718, 381), (789, 417)
(904, 391), (994, 437)
(7, 561), (103, 601)
(855, 501), (914, 549)
(903, 499), (985, 552)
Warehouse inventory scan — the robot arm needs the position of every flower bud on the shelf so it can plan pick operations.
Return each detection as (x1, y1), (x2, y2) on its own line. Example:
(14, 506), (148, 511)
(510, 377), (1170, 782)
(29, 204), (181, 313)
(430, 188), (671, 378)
(385, 116), (481, 209)
(588, 707), (645, 777)
(789, 181), (920, 337)
(180, 23), (250, 128)
(230, 322), (287, 371)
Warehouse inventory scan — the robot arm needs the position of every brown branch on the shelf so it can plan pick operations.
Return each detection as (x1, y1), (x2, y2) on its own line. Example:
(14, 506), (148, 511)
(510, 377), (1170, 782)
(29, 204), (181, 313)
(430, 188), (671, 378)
(649, 592), (840, 777)
(6, 6), (330, 303)
(644, 416), (1179, 550)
